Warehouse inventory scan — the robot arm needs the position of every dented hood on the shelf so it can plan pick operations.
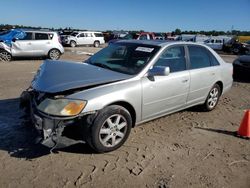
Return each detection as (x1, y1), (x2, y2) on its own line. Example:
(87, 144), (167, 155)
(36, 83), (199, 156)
(32, 60), (132, 93)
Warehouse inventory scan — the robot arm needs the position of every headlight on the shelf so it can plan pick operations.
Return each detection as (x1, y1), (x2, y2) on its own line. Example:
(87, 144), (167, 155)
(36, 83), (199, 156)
(37, 98), (87, 116)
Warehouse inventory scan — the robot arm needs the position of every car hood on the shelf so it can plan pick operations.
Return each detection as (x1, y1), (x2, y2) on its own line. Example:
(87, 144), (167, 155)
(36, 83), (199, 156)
(32, 60), (133, 93)
(237, 55), (250, 63)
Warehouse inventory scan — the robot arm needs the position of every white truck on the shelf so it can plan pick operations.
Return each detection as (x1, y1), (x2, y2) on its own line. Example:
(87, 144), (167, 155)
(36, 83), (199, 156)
(61, 31), (105, 47)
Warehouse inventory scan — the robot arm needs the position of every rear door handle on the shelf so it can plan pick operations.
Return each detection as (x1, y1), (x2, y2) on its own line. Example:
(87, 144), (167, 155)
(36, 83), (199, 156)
(27, 42), (32, 45)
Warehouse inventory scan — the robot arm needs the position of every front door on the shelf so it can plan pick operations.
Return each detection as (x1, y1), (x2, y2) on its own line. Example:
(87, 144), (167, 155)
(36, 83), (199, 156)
(142, 45), (190, 120)
(11, 32), (34, 57)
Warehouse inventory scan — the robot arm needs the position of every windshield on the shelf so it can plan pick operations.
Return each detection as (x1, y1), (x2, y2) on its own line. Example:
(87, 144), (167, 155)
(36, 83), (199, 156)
(71, 32), (78, 36)
(86, 43), (160, 75)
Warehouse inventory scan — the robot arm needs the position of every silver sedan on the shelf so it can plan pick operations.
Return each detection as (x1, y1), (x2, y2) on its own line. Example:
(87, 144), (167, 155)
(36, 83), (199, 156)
(21, 40), (233, 153)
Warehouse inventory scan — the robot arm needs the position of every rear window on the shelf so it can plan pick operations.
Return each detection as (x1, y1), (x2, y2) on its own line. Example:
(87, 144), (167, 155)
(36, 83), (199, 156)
(94, 33), (103, 37)
(35, 33), (49, 40)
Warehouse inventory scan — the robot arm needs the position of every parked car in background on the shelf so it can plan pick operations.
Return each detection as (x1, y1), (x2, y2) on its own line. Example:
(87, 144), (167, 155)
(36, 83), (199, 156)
(20, 40), (233, 153)
(231, 40), (250, 55)
(233, 55), (250, 79)
(62, 31), (105, 47)
(108, 33), (135, 44)
(0, 30), (64, 61)
(204, 38), (224, 50)
(136, 32), (157, 40)
(154, 33), (165, 40)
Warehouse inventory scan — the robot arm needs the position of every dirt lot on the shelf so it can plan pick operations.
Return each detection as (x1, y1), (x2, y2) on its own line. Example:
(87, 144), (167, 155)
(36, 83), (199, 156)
(0, 47), (249, 188)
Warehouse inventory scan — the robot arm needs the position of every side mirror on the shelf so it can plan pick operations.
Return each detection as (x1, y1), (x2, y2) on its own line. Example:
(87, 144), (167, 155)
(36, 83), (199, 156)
(12, 38), (17, 42)
(147, 66), (170, 77)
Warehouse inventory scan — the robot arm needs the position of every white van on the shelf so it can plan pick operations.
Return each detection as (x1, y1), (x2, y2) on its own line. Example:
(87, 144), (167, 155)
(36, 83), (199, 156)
(62, 31), (105, 47)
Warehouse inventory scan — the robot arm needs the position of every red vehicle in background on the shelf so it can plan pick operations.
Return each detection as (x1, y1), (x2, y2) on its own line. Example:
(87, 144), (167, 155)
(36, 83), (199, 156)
(135, 32), (165, 40)
(108, 32), (165, 44)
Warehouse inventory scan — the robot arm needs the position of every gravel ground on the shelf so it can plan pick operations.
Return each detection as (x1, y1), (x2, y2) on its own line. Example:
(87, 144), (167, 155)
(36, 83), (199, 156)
(0, 47), (249, 188)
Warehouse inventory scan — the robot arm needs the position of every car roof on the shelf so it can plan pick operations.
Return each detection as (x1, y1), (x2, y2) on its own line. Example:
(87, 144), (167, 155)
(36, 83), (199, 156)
(115, 40), (204, 47)
(22, 29), (57, 34)
(75, 31), (102, 33)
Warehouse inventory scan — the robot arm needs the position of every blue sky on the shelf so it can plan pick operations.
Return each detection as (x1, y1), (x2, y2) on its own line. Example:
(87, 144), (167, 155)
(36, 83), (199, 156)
(1, 0), (249, 32)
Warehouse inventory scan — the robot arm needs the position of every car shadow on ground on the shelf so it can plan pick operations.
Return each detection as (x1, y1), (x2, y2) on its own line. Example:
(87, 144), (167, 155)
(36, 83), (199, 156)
(195, 127), (250, 141)
(0, 98), (94, 160)
(11, 56), (47, 61)
(195, 127), (238, 137)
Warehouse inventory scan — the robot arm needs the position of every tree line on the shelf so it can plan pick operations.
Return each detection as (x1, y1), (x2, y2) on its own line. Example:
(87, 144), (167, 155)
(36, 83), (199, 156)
(1, 24), (250, 36)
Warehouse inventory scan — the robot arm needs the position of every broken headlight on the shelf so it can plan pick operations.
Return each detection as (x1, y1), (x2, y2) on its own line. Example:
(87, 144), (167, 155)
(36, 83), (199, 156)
(37, 98), (87, 116)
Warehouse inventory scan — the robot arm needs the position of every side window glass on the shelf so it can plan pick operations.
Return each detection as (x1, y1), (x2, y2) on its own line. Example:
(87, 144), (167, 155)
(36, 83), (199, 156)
(215, 39), (222, 43)
(188, 46), (211, 69)
(19, 32), (32, 40)
(209, 53), (220, 66)
(35, 33), (49, 40)
(154, 46), (186, 73)
(79, 33), (85, 37)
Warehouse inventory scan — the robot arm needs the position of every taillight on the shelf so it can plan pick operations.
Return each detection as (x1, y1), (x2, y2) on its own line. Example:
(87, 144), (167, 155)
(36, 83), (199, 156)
(58, 36), (62, 44)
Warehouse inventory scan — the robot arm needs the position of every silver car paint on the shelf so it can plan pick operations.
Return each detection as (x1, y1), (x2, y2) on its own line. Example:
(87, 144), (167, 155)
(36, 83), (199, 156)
(6, 30), (64, 57)
(58, 41), (233, 125)
(32, 60), (133, 93)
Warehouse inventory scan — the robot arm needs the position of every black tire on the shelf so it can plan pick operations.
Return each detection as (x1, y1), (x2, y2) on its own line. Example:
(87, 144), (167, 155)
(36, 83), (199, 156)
(0, 50), (12, 62)
(70, 40), (76, 47)
(48, 49), (61, 60)
(203, 84), (221, 111)
(93, 41), (100, 48)
(232, 48), (239, 55)
(87, 105), (132, 153)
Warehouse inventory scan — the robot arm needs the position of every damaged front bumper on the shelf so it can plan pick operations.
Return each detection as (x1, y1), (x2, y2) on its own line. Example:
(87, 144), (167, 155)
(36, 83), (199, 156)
(20, 90), (88, 150)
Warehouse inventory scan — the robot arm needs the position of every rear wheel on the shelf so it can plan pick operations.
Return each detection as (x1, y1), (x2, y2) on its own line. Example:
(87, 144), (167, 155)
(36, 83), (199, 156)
(232, 48), (239, 55)
(203, 84), (221, 111)
(70, 41), (76, 47)
(0, 50), (12, 62)
(48, 49), (61, 60)
(94, 41), (100, 48)
(87, 105), (132, 153)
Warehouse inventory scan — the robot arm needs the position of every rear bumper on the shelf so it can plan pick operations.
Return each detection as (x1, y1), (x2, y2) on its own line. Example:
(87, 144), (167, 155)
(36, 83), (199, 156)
(20, 91), (86, 149)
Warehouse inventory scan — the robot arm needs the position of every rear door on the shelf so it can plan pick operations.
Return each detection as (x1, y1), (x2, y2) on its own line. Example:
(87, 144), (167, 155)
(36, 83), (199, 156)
(186, 45), (220, 105)
(11, 32), (34, 56)
(142, 45), (190, 120)
(32, 32), (53, 56)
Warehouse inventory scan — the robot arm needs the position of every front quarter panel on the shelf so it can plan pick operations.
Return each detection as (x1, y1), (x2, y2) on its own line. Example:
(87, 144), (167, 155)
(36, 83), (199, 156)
(67, 79), (142, 123)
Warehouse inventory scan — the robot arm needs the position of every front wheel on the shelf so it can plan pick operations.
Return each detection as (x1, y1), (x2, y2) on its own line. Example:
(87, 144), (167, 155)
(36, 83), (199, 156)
(70, 41), (76, 47)
(87, 105), (132, 153)
(203, 84), (221, 111)
(48, 49), (61, 60)
(0, 50), (12, 62)
(93, 41), (100, 48)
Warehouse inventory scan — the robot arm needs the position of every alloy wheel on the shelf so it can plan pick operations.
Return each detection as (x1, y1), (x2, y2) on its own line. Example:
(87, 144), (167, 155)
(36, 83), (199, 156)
(99, 114), (128, 147)
(49, 49), (60, 60)
(0, 51), (11, 62)
(207, 87), (219, 109)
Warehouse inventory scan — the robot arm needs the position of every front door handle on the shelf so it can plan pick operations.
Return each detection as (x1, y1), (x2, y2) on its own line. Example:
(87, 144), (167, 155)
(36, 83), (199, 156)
(182, 79), (189, 83)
